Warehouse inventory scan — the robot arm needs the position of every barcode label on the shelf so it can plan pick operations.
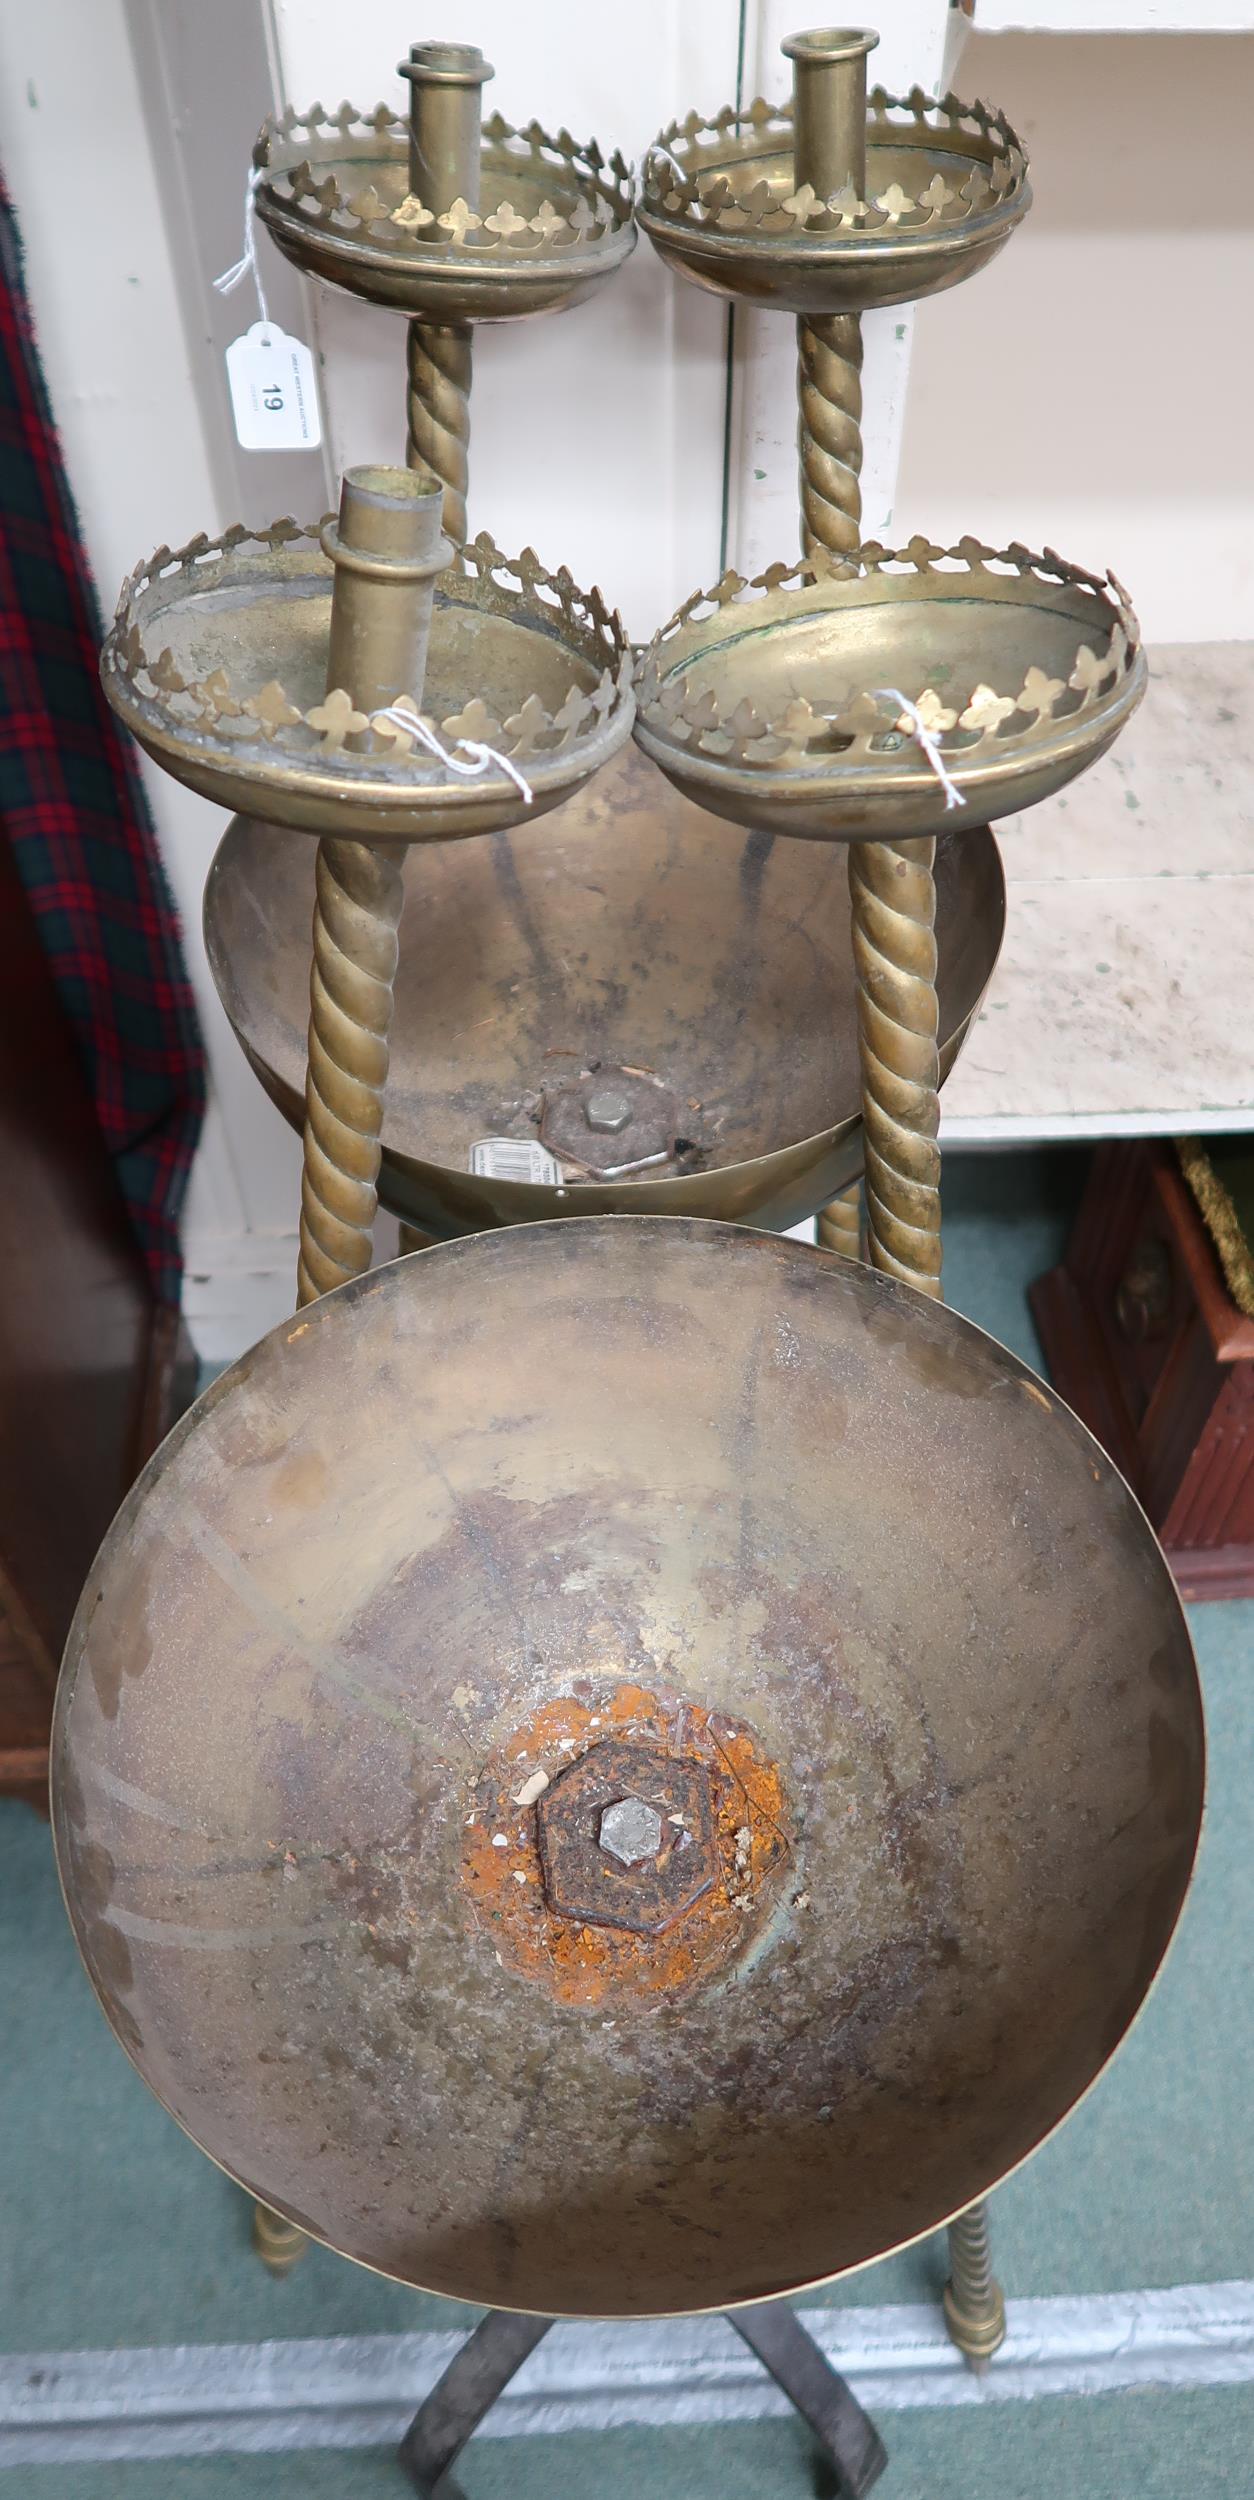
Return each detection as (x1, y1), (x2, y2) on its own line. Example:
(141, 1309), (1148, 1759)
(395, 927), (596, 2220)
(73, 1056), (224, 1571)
(470, 1136), (562, 1185)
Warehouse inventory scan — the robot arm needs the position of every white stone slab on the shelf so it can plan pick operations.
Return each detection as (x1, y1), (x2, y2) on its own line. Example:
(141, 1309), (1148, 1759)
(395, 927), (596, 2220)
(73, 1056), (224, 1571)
(941, 643), (1254, 1141)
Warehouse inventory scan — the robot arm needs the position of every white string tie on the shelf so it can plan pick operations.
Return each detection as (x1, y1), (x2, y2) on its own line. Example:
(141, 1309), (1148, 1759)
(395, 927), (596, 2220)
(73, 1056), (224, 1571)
(214, 165), (270, 331)
(370, 704), (534, 807)
(871, 686), (966, 812)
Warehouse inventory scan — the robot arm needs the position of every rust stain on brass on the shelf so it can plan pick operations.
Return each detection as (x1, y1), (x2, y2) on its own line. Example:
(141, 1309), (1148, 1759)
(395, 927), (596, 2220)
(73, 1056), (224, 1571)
(462, 1685), (790, 2004)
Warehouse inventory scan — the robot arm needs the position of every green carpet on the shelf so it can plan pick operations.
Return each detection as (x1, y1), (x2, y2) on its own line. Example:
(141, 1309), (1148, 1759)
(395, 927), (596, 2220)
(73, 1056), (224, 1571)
(18, 2386), (1254, 2500)
(3, 1148), (1251, 2495)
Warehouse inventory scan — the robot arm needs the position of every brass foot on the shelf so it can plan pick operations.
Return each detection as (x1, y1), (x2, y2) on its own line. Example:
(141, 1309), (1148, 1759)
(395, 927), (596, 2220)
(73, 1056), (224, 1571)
(253, 2200), (310, 2276)
(398, 1222), (433, 1257)
(943, 2202), (1006, 2369)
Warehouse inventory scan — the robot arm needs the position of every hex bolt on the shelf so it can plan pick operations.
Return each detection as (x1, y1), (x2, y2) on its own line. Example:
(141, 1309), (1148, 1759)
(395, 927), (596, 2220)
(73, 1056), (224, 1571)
(599, 1796), (663, 1866)
(585, 1087), (632, 1136)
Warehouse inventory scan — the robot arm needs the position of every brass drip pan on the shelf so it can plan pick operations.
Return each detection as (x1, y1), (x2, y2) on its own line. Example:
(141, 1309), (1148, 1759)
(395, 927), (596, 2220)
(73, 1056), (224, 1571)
(636, 540), (1146, 842)
(102, 523), (632, 842)
(53, 1218), (1202, 2317)
(203, 748), (1005, 1236)
(640, 78), (1028, 314)
(255, 100), (635, 318)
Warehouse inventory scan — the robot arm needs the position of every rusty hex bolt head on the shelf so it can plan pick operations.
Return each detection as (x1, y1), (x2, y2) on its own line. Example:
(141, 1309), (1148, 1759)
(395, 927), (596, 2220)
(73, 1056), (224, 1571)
(599, 1796), (664, 1866)
(585, 1087), (632, 1135)
(536, 1738), (719, 1936)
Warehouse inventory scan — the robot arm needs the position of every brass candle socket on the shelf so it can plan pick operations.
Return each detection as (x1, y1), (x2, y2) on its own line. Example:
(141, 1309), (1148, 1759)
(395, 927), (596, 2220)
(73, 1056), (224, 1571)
(399, 39), (493, 216)
(784, 26), (878, 216)
(322, 461), (450, 721)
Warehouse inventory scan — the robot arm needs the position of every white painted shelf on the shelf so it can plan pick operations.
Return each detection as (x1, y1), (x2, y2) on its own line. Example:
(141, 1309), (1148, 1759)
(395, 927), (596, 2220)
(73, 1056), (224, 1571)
(974, 4), (1254, 30)
(941, 643), (1254, 1145)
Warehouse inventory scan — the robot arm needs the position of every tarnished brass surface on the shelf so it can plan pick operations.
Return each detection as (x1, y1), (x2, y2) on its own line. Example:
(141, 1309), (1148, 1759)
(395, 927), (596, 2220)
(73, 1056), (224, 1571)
(636, 542), (1145, 844)
(944, 2202), (1006, 2367)
(320, 463), (450, 721)
(399, 40), (493, 219)
(296, 467), (449, 1306)
(252, 2202), (309, 2278)
(785, 28), (877, 213)
(256, 52), (633, 552)
(799, 310), (863, 557)
(102, 523), (632, 844)
(296, 836), (404, 1307)
(202, 748), (1005, 1238)
(53, 1218), (1203, 2317)
(639, 57), (1028, 316)
(816, 1180), (862, 1260)
(407, 318), (472, 544)
(851, 837), (942, 1295)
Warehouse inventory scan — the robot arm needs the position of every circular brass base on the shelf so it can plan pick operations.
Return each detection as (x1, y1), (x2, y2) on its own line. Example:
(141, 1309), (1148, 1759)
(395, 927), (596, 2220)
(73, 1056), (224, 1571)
(204, 749), (1005, 1237)
(53, 1218), (1202, 2318)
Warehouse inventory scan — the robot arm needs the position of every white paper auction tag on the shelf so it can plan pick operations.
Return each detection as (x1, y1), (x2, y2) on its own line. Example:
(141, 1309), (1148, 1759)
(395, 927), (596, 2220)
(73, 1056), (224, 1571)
(225, 322), (321, 452)
(469, 1137), (562, 1185)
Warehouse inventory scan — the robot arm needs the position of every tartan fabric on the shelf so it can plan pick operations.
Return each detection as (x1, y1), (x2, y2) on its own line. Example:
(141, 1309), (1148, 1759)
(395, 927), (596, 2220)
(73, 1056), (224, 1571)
(0, 179), (204, 1306)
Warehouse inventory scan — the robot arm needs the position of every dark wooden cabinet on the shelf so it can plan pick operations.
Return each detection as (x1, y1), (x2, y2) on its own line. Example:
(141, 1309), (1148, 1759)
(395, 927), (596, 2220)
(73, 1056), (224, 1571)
(1031, 1141), (1254, 1600)
(0, 833), (194, 1810)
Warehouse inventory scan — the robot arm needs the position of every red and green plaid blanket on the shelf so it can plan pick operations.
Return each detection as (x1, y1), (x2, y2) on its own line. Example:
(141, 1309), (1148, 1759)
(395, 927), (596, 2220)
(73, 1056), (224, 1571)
(0, 180), (204, 1306)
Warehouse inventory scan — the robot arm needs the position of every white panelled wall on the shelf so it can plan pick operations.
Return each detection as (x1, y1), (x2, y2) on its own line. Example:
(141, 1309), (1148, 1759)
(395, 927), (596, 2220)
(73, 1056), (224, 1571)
(0, 2), (1249, 1356)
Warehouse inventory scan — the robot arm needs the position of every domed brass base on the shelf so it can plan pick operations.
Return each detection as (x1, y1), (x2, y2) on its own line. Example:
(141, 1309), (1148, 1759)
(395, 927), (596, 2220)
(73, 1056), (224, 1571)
(53, 1218), (1202, 2318)
(204, 749), (1005, 1238)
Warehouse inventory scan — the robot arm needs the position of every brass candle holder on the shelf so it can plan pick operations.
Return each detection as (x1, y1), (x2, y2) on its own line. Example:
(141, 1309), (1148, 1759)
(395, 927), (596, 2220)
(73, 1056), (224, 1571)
(103, 468), (632, 1304)
(636, 19), (1145, 2335)
(253, 43), (635, 542)
(220, 35), (1004, 1253)
(56, 27), (1201, 2500)
(637, 26), (1143, 1296)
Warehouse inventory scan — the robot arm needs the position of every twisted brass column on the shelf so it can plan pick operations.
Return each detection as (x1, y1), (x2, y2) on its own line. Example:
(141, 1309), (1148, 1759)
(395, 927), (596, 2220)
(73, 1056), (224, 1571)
(406, 319), (472, 545)
(398, 42), (489, 549)
(803, 305), (869, 1260)
(944, 2201), (1007, 2367)
(297, 838), (404, 1307)
(258, 460), (448, 2271)
(848, 836), (943, 1297)
(797, 312), (863, 560)
(816, 1179), (862, 1260)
